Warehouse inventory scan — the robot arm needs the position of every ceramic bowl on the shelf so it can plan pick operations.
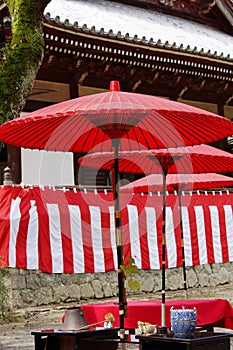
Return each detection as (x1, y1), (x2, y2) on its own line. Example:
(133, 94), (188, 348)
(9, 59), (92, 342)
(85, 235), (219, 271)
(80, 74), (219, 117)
(143, 324), (156, 334)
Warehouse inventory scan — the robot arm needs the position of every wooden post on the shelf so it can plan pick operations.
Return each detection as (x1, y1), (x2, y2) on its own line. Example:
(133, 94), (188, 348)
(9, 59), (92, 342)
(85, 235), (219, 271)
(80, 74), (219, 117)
(7, 144), (21, 184)
(112, 140), (127, 334)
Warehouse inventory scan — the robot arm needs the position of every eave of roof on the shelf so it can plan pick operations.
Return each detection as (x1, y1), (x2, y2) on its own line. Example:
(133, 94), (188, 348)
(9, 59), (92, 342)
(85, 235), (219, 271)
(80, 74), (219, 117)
(44, 0), (233, 61)
(216, 0), (233, 27)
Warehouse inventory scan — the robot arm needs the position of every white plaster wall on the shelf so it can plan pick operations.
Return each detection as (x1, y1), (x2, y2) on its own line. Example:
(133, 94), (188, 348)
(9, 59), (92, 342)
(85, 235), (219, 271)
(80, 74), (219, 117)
(21, 149), (74, 186)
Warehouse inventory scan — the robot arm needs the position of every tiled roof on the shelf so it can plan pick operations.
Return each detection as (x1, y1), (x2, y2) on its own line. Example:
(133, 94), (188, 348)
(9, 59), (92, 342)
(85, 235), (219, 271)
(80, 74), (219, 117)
(44, 0), (233, 61)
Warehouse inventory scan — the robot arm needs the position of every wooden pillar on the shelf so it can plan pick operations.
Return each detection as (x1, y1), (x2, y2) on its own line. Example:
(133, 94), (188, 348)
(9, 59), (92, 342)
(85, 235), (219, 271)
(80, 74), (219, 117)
(69, 74), (79, 99)
(217, 96), (225, 117)
(73, 152), (83, 186)
(169, 92), (178, 101)
(209, 96), (230, 153)
(217, 96), (228, 151)
(7, 144), (21, 184)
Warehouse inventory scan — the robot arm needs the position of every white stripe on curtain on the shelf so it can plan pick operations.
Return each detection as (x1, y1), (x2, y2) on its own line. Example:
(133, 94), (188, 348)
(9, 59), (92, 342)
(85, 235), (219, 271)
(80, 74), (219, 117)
(127, 205), (142, 269)
(224, 205), (233, 261)
(46, 203), (63, 273)
(181, 206), (193, 267)
(209, 206), (222, 263)
(166, 206), (177, 268)
(69, 205), (84, 273)
(27, 200), (39, 269)
(89, 206), (105, 272)
(145, 207), (160, 269)
(9, 197), (21, 267)
(109, 206), (118, 270)
(194, 206), (208, 265)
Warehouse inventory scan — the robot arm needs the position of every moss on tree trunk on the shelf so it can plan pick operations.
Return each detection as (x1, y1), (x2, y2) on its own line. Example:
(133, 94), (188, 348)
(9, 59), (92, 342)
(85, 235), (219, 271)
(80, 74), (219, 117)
(0, 0), (51, 123)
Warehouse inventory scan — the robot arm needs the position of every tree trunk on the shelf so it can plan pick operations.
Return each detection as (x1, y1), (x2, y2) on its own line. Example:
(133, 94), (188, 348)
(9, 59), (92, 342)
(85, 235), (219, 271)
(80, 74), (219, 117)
(0, 0), (51, 123)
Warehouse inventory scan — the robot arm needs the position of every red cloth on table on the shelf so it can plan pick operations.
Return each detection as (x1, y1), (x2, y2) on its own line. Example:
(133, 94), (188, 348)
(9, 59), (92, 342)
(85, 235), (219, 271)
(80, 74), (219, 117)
(79, 299), (233, 329)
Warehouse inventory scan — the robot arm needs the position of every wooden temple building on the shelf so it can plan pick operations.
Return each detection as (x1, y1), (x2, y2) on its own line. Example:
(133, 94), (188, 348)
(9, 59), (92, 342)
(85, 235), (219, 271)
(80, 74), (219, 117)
(0, 0), (233, 186)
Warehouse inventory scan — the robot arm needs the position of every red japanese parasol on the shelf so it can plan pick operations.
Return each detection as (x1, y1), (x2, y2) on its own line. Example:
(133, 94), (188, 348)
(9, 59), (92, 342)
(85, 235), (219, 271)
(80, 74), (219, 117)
(0, 81), (232, 331)
(121, 173), (233, 193)
(0, 81), (232, 152)
(78, 144), (233, 177)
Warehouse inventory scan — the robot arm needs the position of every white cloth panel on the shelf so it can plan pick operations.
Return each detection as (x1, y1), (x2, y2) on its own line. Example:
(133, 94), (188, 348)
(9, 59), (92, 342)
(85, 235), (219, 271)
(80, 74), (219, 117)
(165, 206), (177, 268)
(9, 197), (21, 267)
(89, 206), (105, 272)
(145, 207), (160, 269)
(68, 205), (85, 273)
(180, 206), (193, 267)
(27, 200), (39, 269)
(127, 205), (142, 269)
(109, 206), (118, 270)
(209, 206), (222, 263)
(46, 204), (64, 273)
(224, 205), (233, 261)
(194, 206), (208, 265)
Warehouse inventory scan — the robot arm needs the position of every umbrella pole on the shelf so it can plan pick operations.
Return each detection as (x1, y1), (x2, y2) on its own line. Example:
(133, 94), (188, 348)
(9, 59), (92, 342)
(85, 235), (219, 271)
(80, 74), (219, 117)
(178, 191), (188, 299)
(112, 140), (127, 335)
(161, 168), (168, 328)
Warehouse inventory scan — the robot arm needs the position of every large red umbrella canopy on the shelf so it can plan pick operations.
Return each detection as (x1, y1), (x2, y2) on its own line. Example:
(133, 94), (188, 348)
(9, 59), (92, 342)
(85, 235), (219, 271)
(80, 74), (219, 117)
(121, 173), (233, 193)
(78, 144), (233, 176)
(0, 81), (232, 152)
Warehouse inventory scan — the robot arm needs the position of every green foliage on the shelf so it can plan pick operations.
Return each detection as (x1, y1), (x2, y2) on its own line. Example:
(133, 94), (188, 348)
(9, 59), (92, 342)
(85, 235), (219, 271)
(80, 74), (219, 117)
(120, 257), (140, 275)
(120, 257), (141, 292)
(128, 278), (141, 292)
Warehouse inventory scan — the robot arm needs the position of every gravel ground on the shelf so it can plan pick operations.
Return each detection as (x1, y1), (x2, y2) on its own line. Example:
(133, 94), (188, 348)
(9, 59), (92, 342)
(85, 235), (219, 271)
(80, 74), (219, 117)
(1, 284), (233, 349)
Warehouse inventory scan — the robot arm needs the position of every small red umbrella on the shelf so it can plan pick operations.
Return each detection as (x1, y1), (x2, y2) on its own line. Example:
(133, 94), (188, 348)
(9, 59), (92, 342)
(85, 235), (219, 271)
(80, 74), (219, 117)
(0, 81), (232, 330)
(78, 144), (233, 177)
(120, 173), (233, 193)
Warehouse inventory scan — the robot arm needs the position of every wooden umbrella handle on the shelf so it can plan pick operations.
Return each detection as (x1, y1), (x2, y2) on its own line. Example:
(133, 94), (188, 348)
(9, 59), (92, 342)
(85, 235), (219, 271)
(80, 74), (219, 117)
(74, 319), (106, 331)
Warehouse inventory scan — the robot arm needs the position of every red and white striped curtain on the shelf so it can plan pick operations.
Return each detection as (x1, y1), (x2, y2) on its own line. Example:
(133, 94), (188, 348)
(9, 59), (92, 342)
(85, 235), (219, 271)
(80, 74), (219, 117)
(0, 186), (232, 274)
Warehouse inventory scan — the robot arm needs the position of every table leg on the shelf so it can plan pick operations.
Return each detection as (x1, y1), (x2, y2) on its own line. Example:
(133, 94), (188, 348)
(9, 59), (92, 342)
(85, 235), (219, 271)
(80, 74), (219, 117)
(34, 334), (47, 350)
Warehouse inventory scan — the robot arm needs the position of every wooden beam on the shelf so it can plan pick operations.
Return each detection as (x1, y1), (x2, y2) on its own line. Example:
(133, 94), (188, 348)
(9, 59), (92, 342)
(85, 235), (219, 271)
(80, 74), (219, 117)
(7, 145), (21, 184)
